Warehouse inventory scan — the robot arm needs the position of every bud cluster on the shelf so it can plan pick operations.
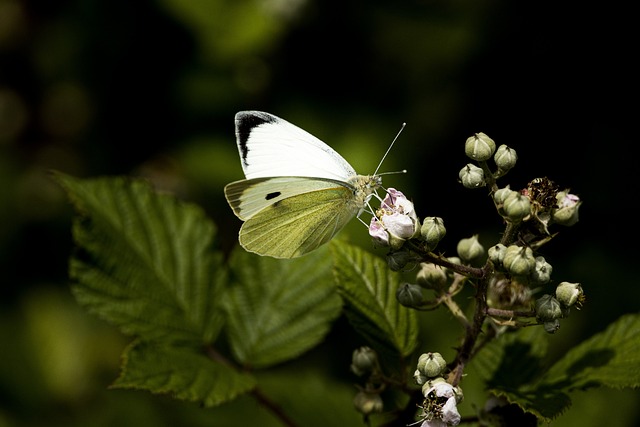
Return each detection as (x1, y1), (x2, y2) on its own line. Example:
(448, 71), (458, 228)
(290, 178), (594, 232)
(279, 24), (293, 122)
(459, 132), (518, 188)
(455, 134), (584, 333)
(348, 131), (585, 423)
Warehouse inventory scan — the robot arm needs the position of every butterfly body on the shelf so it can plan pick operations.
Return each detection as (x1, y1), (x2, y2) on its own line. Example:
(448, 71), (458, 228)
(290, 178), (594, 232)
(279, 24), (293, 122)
(224, 111), (382, 258)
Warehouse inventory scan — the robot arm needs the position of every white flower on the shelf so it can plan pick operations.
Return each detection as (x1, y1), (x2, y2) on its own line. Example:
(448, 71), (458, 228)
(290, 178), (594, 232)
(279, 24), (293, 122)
(368, 188), (419, 249)
(420, 419), (447, 427)
(418, 381), (462, 426)
(369, 217), (389, 246)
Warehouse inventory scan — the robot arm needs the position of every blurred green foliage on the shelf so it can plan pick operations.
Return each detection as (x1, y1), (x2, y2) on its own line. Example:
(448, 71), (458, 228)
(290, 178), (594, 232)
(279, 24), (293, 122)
(1, 0), (637, 425)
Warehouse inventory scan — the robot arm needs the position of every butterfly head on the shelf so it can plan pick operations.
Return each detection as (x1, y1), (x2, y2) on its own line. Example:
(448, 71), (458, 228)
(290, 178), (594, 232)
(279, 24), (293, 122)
(349, 174), (383, 209)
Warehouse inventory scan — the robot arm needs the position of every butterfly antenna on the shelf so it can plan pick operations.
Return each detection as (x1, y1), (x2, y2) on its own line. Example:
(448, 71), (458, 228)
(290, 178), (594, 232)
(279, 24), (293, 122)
(373, 122), (406, 176)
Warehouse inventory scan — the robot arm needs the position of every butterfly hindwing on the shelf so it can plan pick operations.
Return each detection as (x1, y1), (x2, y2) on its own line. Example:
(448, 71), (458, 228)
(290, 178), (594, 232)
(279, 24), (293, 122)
(224, 177), (357, 221)
(239, 185), (359, 258)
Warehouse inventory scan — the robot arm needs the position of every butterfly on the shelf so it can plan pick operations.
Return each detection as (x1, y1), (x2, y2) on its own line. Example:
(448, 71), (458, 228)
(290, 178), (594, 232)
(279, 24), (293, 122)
(224, 111), (386, 258)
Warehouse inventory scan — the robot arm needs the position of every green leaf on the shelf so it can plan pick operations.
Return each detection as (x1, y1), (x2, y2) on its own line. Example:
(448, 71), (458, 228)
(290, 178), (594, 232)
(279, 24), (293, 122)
(471, 314), (640, 421)
(472, 326), (549, 389)
(471, 325), (571, 421)
(113, 341), (256, 407)
(489, 386), (572, 422)
(56, 173), (226, 344)
(541, 313), (640, 391)
(330, 241), (418, 361)
(224, 245), (342, 368)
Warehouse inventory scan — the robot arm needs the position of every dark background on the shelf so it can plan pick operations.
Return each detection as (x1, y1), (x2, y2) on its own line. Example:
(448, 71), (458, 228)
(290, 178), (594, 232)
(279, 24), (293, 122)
(1, 1), (637, 426)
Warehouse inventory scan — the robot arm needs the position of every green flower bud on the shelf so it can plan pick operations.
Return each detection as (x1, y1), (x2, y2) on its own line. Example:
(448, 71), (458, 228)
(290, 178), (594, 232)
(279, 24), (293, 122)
(353, 391), (383, 415)
(465, 132), (496, 161)
(552, 191), (581, 226)
(457, 235), (485, 265)
(444, 257), (462, 279)
(416, 262), (448, 290)
(388, 232), (408, 251)
(459, 163), (485, 189)
(420, 216), (446, 250)
(502, 192), (531, 222)
(447, 256), (461, 265)
(416, 352), (447, 378)
(555, 282), (583, 308)
(488, 243), (507, 267)
(493, 186), (516, 205)
(494, 144), (518, 171)
(396, 283), (424, 307)
(386, 250), (418, 272)
(535, 294), (562, 322)
(503, 245), (535, 276)
(530, 256), (553, 285)
(543, 319), (560, 334)
(350, 346), (379, 376)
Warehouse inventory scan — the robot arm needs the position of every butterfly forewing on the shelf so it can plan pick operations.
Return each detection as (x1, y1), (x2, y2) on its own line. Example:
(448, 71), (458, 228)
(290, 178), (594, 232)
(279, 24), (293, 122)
(235, 111), (357, 181)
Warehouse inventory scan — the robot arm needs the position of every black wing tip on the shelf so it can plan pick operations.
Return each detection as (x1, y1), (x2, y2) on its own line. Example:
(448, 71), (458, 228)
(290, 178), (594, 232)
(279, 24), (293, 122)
(235, 111), (279, 166)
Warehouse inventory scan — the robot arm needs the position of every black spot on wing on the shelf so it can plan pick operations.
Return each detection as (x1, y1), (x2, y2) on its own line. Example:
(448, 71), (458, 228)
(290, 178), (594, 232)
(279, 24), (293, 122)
(266, 192), (281, 200)
(235, 111), (277, 167)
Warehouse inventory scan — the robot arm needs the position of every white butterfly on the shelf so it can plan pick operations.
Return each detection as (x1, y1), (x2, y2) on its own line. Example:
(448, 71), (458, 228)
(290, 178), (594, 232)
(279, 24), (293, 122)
(224, 111), (384, 258)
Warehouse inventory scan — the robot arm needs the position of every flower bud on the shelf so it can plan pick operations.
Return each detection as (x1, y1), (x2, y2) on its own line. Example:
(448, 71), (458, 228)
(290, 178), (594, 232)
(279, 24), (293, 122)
(488, 243), (507, 267)
(353, 390), (383, 415)
(552, 191), (581, 226)
(443, 257), (462, 279)
(465, 132), (496, 161)
(502, 192), (531, 222)
(457, 235), (485, 265)
(543, 319), (560, 334)
(535, 294), (562, 322)
(555, 282), (583, 308)
(494, 144), (518, 171)
(530, 256), (552, 285)
(503, 245), (535, 276)
(386, 250), (419, 272)
(420, 216), (446, 250)
(416, 262), (448, 290)
(493, 186), (516, 205)
(350, 346), (379, 376)
(396, 283), (424, 307)
(416, 352), (447, 378)
(459, 164), (485, 188)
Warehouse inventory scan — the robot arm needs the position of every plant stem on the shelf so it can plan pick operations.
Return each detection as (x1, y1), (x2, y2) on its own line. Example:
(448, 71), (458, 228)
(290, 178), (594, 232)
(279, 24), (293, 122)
(251, 388), (299, 427)
(448, 272), (490, 387)
(487, 307), (536, 318)
(204, 344), (299, 427)
(408, 242), (486, 279)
